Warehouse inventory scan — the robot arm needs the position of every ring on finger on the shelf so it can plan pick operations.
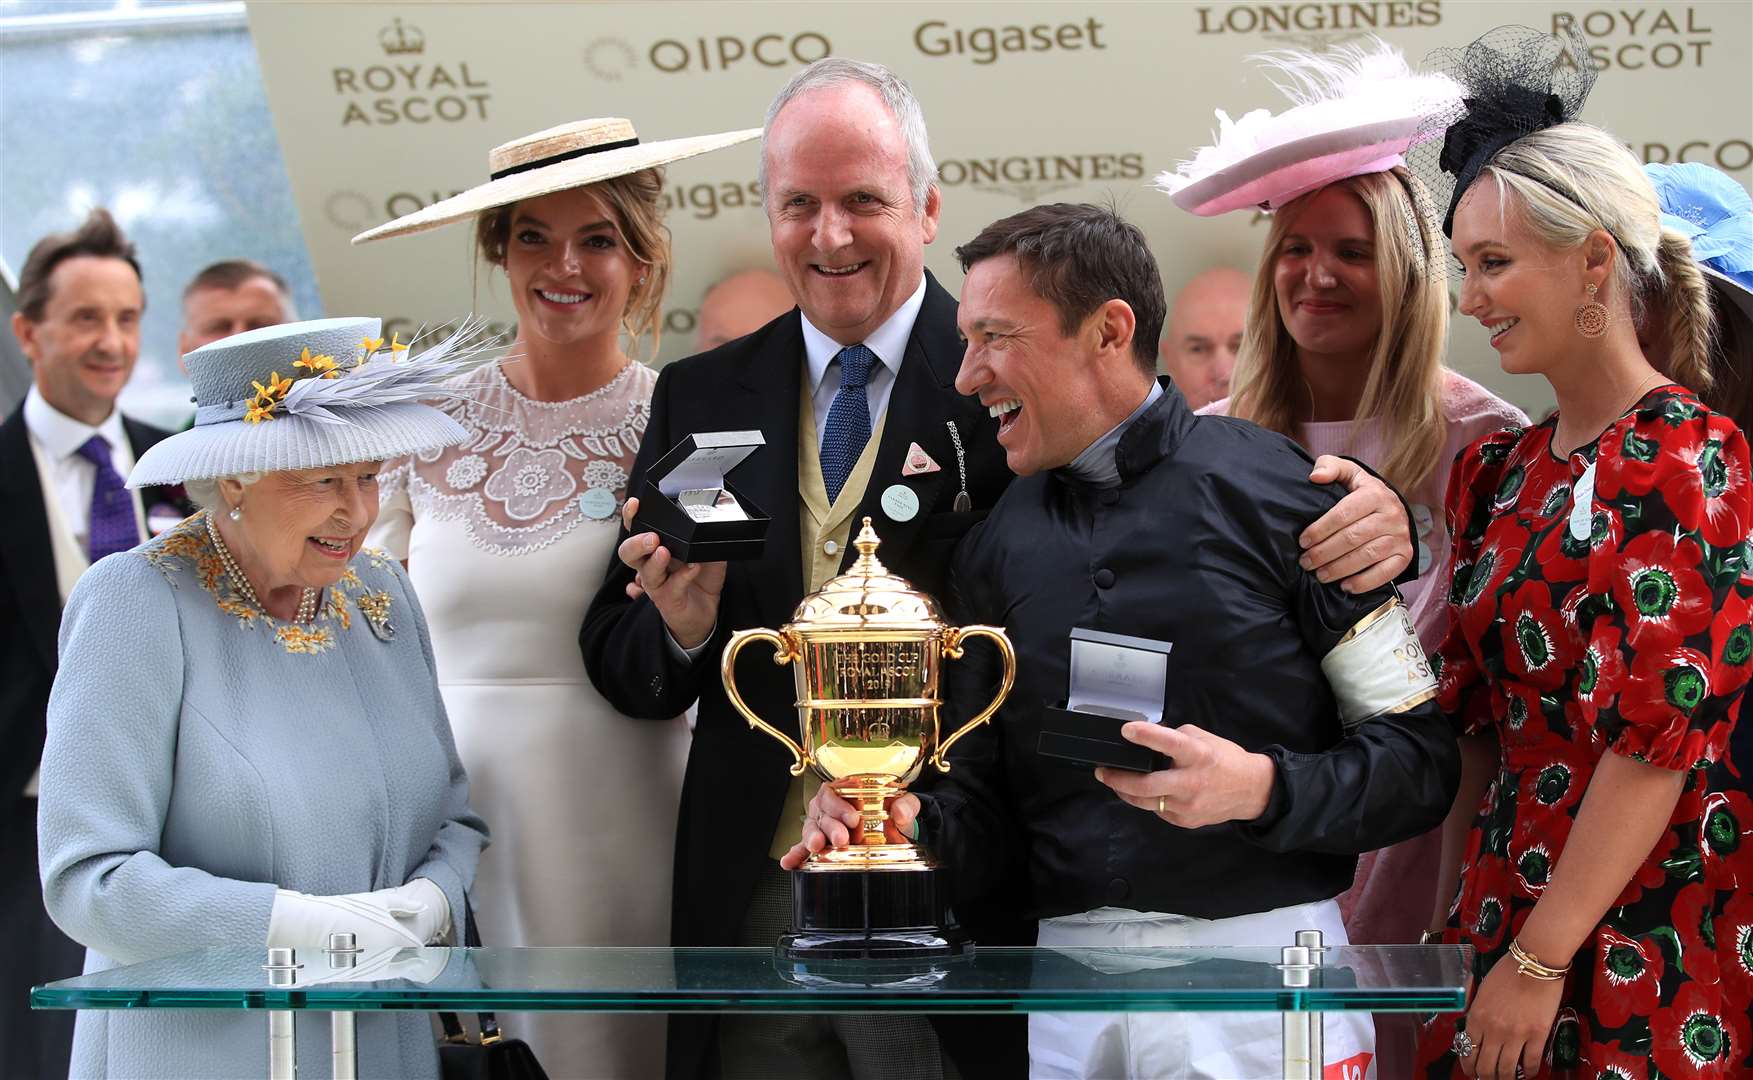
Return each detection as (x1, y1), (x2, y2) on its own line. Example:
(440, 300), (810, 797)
(1157, 795), (1166, 816)
(1450, 1028), (1476, 1059)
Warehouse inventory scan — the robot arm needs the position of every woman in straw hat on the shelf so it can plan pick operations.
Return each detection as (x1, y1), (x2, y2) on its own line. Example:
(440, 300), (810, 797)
(354, 117), (758, 1079)
(36, 316), (492, 1078)
(1160, 39), (1527, 1077)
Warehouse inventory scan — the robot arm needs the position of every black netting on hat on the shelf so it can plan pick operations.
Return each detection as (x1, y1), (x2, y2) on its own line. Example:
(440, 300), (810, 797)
(1387, 165), (1451, 288)
(1407, 24), (1596, 241)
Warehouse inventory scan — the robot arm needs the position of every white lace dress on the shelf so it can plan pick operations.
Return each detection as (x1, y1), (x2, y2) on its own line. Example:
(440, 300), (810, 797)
(372, 359), (686, 1080)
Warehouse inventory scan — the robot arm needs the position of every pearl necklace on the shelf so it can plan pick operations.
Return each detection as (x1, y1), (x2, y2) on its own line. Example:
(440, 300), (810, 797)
(205, 512), (318, 623)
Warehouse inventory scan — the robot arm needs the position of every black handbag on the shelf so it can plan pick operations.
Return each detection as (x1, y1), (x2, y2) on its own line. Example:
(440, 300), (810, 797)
(438, 903), (549, 1080)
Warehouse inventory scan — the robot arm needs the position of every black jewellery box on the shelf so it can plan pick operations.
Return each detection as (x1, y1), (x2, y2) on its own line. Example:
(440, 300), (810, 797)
(630, 430), (770, 562)
(1037, 628), (1174, 773)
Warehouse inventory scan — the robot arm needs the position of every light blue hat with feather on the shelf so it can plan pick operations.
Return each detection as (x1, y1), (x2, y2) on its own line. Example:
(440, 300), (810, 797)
(1645, 162), (1753, 331)
(129, 316), (496, 487)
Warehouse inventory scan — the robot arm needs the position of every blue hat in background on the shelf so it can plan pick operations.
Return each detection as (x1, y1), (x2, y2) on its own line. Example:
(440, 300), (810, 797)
(1645, 162), (1753, 330)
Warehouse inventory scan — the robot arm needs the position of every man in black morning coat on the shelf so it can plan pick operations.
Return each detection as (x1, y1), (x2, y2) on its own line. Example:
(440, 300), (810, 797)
(581, 63), (1418, 1080)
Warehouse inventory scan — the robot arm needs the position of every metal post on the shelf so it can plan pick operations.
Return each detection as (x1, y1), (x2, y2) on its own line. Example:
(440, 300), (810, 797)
(264, 946), (301, 1080)
(1281, 944), (1312, 1080)
(325, 933), (362, 1080)
(1296, 929), (1325, 1076)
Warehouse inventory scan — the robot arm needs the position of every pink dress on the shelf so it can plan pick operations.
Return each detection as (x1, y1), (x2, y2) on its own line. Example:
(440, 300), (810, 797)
(1201, 370), (1527, 1075)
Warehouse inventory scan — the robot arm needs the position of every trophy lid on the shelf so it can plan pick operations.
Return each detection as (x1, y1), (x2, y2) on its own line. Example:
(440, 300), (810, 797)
(789, 518), (945, 631)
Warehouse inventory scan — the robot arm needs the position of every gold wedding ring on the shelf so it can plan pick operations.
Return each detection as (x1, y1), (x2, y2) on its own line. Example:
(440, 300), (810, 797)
(1157, 795), (1166, 815)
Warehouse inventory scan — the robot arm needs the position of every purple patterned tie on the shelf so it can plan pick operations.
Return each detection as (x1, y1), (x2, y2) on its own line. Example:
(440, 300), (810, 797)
(76, 435), (139, 562)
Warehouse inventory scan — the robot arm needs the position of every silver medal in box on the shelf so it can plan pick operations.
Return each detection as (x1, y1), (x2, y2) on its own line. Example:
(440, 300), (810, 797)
(628, 430), (770, 562)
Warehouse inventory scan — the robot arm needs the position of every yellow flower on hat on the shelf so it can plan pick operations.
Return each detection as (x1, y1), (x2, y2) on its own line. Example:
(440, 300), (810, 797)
(254, 371), (293, 400)
(390, 333), (409, 356)
(244, 370), (294, 423)
(293, 348), (339, 379)
(360, 336), (385, 354)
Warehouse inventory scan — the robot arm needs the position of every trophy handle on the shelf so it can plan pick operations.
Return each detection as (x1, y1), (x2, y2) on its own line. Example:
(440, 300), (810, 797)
(721, 628), (812, 777)
(932, 624), (1016, 772)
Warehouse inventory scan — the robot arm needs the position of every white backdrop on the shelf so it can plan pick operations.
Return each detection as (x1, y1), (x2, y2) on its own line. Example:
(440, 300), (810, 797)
(247, 0), (1753, 418)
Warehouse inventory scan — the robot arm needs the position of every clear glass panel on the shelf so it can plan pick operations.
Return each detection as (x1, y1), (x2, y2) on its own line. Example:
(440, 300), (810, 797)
(0, 8), (318, 427)
(34, 945), (1470, 1014)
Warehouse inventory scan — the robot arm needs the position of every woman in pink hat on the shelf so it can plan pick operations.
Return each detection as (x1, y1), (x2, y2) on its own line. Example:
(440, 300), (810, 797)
(1161, 39), (1527, 1076)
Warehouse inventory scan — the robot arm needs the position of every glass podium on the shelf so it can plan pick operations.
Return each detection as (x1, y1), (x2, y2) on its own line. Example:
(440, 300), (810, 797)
(35, 938), (1470, 1080)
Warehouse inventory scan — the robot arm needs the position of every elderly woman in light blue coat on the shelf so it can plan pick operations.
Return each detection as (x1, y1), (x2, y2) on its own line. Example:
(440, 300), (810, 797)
(37, 317), (492, 1079)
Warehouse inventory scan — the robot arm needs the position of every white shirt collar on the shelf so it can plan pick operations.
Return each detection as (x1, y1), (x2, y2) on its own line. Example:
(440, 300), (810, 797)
(23, 384), (127, 462)
(800, 275), (927, 393)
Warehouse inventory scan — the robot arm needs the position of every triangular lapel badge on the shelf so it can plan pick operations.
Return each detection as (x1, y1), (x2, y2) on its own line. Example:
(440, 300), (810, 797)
(901, 442), (941, 477)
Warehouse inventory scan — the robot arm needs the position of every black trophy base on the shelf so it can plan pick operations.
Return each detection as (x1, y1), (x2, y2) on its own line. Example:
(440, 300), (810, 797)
(780, 865), (972, 960)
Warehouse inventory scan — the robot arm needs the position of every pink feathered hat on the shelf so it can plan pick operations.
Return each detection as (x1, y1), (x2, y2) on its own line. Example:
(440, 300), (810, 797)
(1158, 38), (1464, 217)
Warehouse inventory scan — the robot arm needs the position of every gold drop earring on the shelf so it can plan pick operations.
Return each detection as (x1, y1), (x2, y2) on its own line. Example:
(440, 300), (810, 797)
(1574, 282), (1609, 339)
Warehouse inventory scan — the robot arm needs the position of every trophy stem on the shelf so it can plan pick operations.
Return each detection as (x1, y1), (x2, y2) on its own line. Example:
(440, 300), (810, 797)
(855, 785), (891, 846)
(839, 780), (899, 847)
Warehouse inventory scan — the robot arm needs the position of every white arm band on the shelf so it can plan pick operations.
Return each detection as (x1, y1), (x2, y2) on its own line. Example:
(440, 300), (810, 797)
(1320, 599), (1438, 734)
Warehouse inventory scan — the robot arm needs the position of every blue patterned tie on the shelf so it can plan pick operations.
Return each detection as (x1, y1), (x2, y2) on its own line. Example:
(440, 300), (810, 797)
(76, 435), (139, 562)
(821, 344), (876, 504)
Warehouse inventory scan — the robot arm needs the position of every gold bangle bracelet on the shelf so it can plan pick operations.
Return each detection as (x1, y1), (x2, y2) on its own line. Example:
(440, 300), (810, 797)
(1512, 958), (1566, 981)
(1509, 938), (1569, 976)
(1507, 938), (1569, 981)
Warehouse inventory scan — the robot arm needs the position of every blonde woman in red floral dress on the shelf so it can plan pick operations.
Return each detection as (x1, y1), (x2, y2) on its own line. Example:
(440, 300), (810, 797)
(1416, 29), (1753, 1080)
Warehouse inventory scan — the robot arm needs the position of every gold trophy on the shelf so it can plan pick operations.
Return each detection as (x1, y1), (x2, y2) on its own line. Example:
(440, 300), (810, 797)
(722, 518), (1016, 958)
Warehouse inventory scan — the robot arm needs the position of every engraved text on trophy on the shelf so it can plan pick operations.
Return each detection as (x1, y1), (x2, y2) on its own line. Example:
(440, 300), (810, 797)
(803, 639), (936, 783)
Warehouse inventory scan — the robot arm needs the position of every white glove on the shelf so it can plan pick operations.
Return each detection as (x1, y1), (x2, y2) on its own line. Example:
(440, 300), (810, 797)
(390, 878), (453, 945)
(266, 879), (451, 950)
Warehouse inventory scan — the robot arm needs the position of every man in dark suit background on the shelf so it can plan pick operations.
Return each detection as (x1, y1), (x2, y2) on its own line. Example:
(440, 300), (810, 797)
(1, 208), (186, 1079)
(582, 59), (1417, 1080)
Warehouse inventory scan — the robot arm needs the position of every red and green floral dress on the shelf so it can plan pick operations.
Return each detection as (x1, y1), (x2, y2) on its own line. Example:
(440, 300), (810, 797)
(1417, 387), (1753, 1079)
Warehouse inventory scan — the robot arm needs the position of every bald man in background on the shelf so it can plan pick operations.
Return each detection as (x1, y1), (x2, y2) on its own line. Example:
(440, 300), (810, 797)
(695, 267), (794, 351)
(178, 259), (297, 357)
(1160, 266), (1249, 410)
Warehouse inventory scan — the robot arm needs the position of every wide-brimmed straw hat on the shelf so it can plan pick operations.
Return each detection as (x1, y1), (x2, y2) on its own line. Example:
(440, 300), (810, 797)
(1157, 38), (1462, 217)
(129, 317), (496, 487)
(351, 117), (760, 245)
